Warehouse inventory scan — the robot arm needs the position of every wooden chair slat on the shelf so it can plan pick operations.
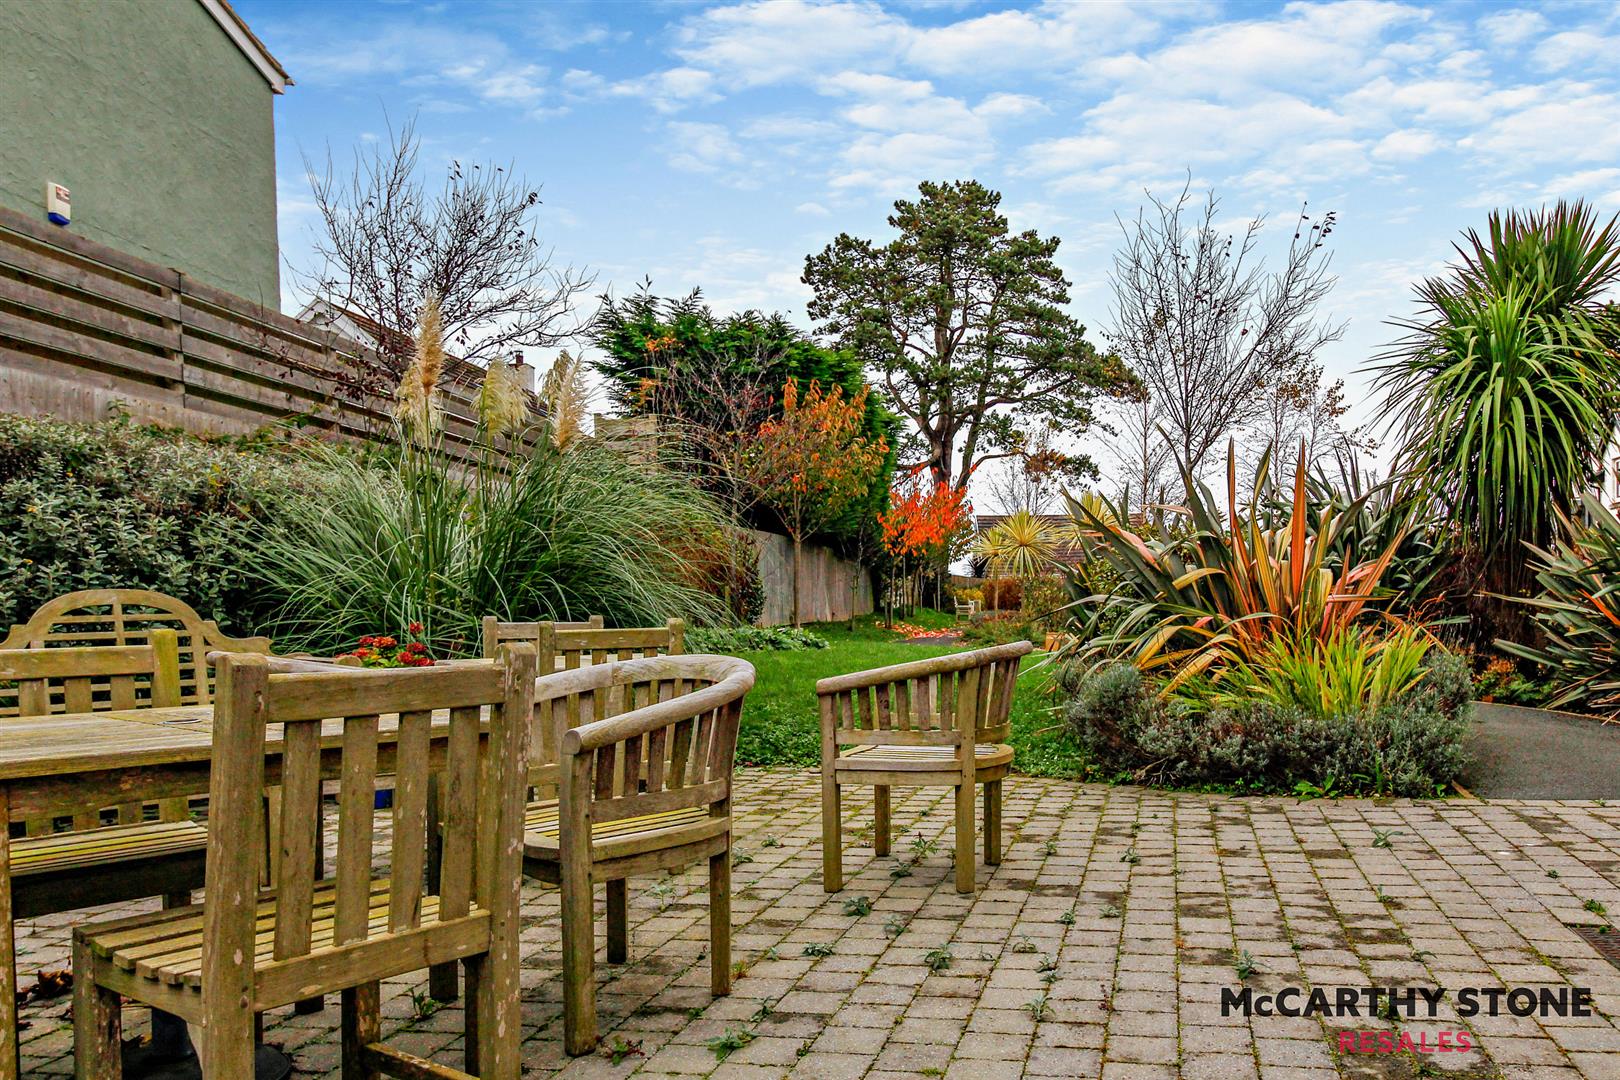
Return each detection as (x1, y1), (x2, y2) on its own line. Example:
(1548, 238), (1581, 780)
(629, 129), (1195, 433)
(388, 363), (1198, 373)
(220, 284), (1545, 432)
(333, 714), (380, 946)
(389, 710), (432, 932)
(438, 704), (481, 922)
(273, 719), (322, 962)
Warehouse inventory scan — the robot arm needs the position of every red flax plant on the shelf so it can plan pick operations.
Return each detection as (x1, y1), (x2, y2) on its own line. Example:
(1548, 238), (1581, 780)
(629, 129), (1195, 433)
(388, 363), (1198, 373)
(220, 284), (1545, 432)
(880, 466), (973, 618)
(1067, 441), (1413, 692)
(735, 380), (888, 625)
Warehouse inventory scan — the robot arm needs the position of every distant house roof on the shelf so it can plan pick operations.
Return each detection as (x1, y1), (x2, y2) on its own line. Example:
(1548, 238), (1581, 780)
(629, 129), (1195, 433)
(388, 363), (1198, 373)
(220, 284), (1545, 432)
(198, 0), (292, 94)
(295, 298), (536, 396)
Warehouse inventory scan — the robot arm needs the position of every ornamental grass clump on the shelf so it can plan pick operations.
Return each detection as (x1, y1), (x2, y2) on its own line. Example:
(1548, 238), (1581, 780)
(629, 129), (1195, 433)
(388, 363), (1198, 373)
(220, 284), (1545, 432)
(241, 299), (735, 656)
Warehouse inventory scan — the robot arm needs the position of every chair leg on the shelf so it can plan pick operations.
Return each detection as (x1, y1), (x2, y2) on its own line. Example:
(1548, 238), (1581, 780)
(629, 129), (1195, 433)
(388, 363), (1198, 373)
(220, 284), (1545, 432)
(821, 776), (842, 892)
(425, 777), (458, 1002)
(560, 865), (597, 1055)
(954, 782), (975, 894)
(340, 982), (380, 1079)
(606, 878), (629, 964)
(710, 849), (731, 997)
(199, 975), (256, 1079)
(873, 786), (891, 857)
(468, 943), (520, 1079)
(73, 936), (121, 1080)
(984, 781), (1002, 866)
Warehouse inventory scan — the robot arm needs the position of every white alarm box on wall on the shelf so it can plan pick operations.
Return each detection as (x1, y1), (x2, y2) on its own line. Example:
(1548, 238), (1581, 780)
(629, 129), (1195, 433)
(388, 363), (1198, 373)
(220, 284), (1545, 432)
(45, 182), (70, 226)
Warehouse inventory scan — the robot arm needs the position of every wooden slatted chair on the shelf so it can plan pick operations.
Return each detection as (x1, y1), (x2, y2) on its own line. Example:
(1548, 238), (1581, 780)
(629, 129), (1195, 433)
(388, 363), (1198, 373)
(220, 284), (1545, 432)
(817, 641), (1033, 894)
(424, 618), (689, 1003)
(525, 654), (754, 1056)
(0, 631), (207, 929)
(0, 588), (270, 716)
(481, 618), (685, 671)
(71, 645), (538, 1079)
(481, 614), (602, 658)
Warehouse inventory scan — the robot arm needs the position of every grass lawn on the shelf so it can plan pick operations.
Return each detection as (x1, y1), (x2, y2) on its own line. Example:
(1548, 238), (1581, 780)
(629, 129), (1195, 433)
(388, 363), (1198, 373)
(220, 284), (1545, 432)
(730, 611), (1088, 779)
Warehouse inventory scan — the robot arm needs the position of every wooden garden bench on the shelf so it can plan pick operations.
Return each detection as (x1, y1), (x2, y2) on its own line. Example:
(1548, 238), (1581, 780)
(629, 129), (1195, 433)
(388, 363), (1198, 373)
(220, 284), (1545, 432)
(525, 654), (754, 1055)
(0, 588), (269, 716)
(72, 645), (538, 1079)
(817, 641), (1033, 893)
(0, 632), (213, 991)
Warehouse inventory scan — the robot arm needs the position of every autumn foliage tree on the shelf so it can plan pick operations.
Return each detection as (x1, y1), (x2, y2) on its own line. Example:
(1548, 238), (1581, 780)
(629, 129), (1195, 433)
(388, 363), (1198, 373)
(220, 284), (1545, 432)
(879, 467), (973, 617)
(736, 381), (889, 625)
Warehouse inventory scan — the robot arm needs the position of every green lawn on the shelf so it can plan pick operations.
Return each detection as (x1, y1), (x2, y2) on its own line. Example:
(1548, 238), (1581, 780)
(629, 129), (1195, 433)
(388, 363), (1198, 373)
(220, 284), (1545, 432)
(730, 612), (1088, 779)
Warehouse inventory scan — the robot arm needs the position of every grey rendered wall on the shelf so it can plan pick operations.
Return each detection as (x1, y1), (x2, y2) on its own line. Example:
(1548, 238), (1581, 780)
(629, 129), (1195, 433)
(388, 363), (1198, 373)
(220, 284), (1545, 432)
(0, 0), (281, 304)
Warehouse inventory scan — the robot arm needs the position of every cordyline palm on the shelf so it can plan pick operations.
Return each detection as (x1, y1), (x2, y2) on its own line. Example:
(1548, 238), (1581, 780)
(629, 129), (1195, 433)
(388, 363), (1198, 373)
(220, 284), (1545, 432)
(974, 510), (1069, 579)
(1067, 442), (1410, 690)
(1373, 201), (1620, 596)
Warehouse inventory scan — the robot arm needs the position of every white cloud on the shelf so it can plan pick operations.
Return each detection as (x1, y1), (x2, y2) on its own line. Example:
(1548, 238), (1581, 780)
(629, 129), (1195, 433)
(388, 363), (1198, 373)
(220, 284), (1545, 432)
(665, 122), (747, 174)
(1478, 9), (1549, 46)
(673, 0), (909, 87)
(1532, 30), (1620, 74)
(795, 201), (831, 216)
(1371, 129), (1440, 160)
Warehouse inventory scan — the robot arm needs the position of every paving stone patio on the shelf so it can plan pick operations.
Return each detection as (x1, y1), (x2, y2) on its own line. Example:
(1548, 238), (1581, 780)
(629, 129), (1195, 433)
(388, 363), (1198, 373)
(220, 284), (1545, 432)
(15, 770), (1620, 1078)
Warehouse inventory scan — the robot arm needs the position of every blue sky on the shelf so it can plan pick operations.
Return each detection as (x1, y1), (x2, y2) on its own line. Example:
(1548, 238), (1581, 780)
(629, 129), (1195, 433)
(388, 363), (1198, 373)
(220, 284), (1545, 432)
(241, 0), (1620, 481)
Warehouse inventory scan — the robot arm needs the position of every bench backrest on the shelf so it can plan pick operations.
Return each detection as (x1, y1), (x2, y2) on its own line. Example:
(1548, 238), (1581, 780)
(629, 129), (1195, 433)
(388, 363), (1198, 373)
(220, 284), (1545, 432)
(535, 654), (753, 844)
(206, 645), (535, 1012)
(482, 615), (603, 658)
(0, 630), (182, 832)
(815, 641), (1032, 751)
(0, 588), (270, 714)
(483, 618), (685, 673)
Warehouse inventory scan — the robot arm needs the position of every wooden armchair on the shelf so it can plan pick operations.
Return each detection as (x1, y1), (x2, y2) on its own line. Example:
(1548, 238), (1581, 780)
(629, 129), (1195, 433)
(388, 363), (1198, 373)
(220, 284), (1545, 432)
(0, 631), (206, 922)
(73, 645), (538, 1079)
(817, 641), (1032, 894)
(525, 654), (754, 1055)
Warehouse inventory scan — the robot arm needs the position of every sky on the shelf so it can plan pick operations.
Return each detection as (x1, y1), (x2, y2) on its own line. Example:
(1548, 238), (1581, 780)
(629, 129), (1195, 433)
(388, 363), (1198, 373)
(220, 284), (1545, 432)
(239, 0), (1620, 492)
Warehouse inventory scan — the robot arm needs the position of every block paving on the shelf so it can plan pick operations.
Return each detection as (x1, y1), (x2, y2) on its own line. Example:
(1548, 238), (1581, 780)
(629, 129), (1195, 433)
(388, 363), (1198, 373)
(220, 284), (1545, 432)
(14, 770), (1620, 1078)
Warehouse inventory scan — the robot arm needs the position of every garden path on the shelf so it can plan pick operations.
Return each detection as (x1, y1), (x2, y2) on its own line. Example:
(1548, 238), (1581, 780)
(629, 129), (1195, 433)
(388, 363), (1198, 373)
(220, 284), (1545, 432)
(13, 771), (1620, 1079)
(1466, 704), (1620, 801)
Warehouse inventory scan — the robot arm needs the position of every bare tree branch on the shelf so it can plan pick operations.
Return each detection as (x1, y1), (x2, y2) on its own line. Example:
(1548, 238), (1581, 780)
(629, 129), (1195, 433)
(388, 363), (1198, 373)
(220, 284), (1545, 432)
(300, 117), (594, 395)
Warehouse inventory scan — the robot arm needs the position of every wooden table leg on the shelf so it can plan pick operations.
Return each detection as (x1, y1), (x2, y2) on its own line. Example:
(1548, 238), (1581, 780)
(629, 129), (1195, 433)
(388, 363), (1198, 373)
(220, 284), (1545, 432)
(0, 786), (19, 1080)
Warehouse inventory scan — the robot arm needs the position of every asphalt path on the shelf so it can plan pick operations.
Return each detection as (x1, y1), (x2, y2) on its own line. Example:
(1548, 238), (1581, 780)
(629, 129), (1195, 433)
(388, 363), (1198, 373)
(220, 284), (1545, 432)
(1464, 702), (1620, 800)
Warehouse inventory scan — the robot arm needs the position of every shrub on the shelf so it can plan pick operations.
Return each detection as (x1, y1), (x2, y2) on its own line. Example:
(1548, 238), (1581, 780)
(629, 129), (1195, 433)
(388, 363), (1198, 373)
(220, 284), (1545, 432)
(1019, 575), (1070, 627)
(686, 626), (829, 653)
(1064, 651), (1473, 796)
(0, 413), (314, 635)
(982, 577), (1023, 611)
(1501, 495), (1620, 718)
(961, 613), (1041, 649)
(1065, 443), (1414, 689)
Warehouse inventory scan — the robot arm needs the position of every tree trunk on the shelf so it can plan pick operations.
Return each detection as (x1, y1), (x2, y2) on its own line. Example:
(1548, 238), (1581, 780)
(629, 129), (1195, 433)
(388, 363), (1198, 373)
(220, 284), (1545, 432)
(791, 536), (803, 627)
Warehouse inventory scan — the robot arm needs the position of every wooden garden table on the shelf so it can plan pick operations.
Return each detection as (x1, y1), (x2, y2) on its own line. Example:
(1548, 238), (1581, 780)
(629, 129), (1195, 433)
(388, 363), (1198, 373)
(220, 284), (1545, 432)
(0, 703), (477, 1079)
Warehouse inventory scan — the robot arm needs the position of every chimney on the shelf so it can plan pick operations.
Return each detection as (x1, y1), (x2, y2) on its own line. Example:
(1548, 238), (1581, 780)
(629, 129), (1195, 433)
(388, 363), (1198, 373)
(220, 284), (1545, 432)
(510, 350), (535, 393)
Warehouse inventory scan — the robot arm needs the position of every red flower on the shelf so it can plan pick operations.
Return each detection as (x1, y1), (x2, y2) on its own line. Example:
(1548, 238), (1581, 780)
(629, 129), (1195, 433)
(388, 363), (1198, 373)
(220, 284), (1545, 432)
(373, 635), (398, 649)
(408, 621), (424, 634)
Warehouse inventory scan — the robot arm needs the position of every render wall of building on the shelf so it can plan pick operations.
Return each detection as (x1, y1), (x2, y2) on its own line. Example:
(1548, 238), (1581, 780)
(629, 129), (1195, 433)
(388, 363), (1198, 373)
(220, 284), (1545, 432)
(0, 0), (280, 303)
